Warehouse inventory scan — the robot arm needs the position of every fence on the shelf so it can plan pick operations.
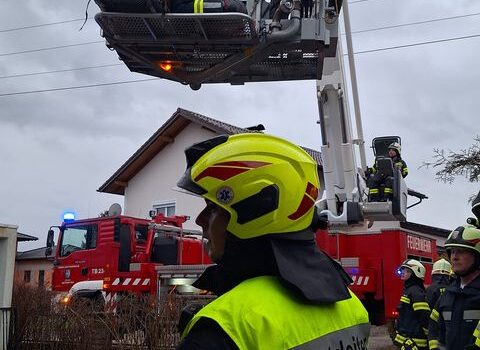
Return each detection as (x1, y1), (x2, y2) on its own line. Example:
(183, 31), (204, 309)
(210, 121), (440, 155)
(0, 307), (12, 350)
(10, 284), (215, 349)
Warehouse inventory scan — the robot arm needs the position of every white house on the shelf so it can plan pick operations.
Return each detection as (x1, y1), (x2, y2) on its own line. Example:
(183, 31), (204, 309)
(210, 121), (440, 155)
(97, 108), (324, 231)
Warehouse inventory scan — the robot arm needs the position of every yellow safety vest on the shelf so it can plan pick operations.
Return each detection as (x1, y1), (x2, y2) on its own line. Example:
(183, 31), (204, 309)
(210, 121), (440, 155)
(183, 276), (370, 349)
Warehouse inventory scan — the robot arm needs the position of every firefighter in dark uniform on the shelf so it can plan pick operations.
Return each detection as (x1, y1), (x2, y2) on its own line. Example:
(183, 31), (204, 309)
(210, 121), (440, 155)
(428, 224), (480, 350)
(426, 258), (452, 309)
(175, 133), (370, 350)
(368, 142), (408, 202)
(394, 259), (430, 350)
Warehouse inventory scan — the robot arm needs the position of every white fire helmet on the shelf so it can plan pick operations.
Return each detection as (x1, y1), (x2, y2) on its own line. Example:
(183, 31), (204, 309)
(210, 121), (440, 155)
(431, 258), (452, 276)
(400, 259), (426, 280)
(388, 142), (401, 155)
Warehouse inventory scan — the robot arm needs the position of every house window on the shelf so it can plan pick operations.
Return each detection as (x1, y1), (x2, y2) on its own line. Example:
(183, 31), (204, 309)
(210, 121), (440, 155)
(38, 270), (45, 287)
(152, 201), (176, 217)
(24, 270), (31, 283)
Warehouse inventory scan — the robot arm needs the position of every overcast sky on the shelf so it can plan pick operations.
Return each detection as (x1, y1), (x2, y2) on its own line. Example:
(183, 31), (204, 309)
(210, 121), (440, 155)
(1, 0), (479, 251)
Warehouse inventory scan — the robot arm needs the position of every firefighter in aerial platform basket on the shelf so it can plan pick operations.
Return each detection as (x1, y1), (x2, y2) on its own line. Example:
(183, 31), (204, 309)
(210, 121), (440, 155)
(425, 258), (452, 309)
(175, 133), (370, 350)
(394, 259), (430, 350)
(368, 142), (408, 202)
(428, 222), (480, 349)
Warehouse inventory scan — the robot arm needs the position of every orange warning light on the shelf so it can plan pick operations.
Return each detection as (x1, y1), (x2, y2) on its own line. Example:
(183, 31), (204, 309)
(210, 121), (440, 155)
(159, 62), (173, 72)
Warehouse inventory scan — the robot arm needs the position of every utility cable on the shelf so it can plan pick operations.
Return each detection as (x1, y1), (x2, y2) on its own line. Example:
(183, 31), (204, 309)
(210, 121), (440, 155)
(351, 11), (480, 34)
(0, 78), (158, 97)
(1, 11), (478, 58)
(0, 19), (88, 33)
(1, 32), (480, 96)
(0, 63), (123, 79)
(0, 41), (103, 57)
(353, 33), (480, 55)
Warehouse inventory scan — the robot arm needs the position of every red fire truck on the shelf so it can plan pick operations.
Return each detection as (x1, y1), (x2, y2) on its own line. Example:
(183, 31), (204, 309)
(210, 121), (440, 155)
(316, 224), (437, 325)
(46, 209), (211, 305)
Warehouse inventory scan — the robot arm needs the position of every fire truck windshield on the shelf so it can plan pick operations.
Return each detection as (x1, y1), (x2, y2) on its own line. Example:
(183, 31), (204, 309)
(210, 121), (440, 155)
(60, 224), (98, 257)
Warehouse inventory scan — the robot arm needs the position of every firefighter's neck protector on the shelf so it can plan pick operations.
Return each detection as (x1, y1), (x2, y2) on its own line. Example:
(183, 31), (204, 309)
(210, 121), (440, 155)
(177, 133), (320, 239)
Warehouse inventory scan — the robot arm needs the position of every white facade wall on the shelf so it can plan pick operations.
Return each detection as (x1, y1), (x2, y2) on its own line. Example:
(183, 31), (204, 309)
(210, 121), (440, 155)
(0, 223), (17, 349)
(124, 124), (217, 230)
(0, 224), (17, 307)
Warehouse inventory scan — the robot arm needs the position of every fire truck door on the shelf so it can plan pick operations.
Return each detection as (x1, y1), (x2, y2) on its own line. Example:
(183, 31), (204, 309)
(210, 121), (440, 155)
(57, 224), (98, 285)
(118, 224), (132, 272)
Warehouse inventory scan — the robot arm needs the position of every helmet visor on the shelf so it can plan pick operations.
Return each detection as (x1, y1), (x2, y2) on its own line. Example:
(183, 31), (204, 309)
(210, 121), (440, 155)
(177, 167), (207, 195)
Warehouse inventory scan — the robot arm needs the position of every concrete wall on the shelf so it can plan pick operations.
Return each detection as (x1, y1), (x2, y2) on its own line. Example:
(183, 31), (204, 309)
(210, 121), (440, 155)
(124, 124), (216, 231)
(0, 224), (17, 307)
(0, 223), (17, 349)
(14, 260), (53, 289)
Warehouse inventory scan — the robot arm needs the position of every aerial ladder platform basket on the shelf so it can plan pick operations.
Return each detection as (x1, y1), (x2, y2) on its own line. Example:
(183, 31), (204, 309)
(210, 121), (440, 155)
(94, 0), (341, 89)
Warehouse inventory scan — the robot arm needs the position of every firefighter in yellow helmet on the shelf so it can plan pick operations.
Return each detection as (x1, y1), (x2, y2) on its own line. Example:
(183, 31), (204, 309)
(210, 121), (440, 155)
(175, 133), (370, 350)
(394, 259), (430, 350)
(428, 224), (480, 350)
(425, 258), (452, 309)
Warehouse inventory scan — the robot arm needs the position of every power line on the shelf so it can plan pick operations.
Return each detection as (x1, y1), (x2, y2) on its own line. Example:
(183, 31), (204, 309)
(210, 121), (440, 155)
(0, 10), (477, 59)
(0, 63), (123, 79)
(0, 19), (87, 33)
(351, 12), (480, 34)
(0, 41), (103, 57)
(354, 33), (480, 55)
(2, 32), (480, 96)
(0, 78), (158, 97)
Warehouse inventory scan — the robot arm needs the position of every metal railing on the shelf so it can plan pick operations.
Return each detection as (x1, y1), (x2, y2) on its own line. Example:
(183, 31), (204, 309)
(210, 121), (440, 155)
(0, 307), (12, 350)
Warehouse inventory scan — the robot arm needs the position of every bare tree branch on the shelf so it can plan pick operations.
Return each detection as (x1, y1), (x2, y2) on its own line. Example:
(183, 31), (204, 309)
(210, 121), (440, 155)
(422, 136), (480, 184)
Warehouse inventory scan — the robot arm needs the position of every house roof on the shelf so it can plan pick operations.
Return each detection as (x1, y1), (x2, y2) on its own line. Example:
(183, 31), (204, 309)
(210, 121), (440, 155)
(17, 232), (38, 242)
(16, 246), (54, 260)
(98, 108), (323, 195)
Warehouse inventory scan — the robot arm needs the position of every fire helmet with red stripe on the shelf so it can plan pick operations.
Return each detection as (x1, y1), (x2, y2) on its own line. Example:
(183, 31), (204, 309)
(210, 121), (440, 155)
(177, 133), (320, 239)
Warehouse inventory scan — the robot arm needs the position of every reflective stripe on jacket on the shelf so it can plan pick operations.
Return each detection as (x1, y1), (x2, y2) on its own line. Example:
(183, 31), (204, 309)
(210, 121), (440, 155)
(182, 276), (370, 350)
(428, 275), (480, 349)
(474, 320), (480, 347)
(395, 281), (430, 348)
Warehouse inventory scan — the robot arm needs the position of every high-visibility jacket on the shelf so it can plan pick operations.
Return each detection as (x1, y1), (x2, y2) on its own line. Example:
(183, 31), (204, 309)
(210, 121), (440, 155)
(182, 276), (370, 350)
(371, 155), (408, 178)
(394, 280), (430, 349)
(428, 275), (480, 350)
(474, 320), (480, 348)
(171, 0), (246, 13)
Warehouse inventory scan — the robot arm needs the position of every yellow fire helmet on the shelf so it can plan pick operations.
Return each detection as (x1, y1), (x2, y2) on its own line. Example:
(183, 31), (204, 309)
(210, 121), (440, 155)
(431, 258), (452, 276)
(445, 224), (480, 256)
(177, 133), (320, 239)
(400, 258), (426, 280)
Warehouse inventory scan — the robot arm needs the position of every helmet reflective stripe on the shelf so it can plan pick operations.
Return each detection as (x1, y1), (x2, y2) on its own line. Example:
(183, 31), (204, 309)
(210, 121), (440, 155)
(432, 258), (452, 275)
(178, 133), (320, 239)
(444, 225), (480, 256)
(400, 259), (426, 279)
